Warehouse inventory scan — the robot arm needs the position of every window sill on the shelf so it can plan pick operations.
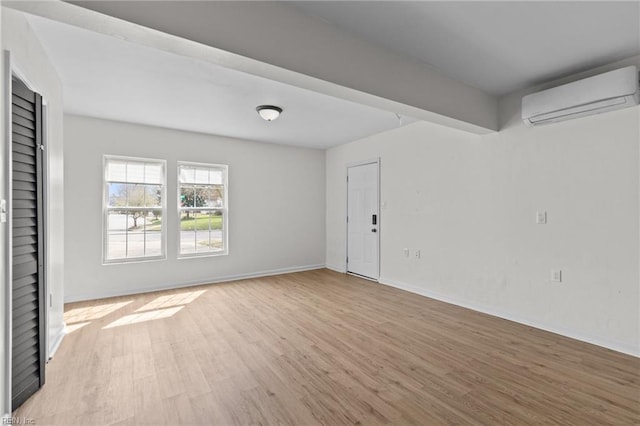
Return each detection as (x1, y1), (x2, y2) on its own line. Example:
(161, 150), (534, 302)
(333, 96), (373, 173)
(177, 250), (228, 260)
(102, 255), (167, 266)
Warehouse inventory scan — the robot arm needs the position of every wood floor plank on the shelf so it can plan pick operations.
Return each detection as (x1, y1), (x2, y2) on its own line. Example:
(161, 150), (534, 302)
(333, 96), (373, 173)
(12, 269), (640, 425)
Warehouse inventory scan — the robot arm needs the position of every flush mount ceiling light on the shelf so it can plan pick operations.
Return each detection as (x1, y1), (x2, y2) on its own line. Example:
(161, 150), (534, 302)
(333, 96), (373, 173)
(256, 105), (283, 121)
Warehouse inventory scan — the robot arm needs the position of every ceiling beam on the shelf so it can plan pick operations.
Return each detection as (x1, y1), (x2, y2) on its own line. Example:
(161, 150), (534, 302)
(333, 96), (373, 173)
(6, 0), (498, 134)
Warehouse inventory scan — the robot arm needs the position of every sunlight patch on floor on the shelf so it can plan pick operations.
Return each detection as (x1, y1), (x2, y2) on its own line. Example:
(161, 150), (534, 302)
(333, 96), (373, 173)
(66, 321), (91, 334)
(135, 289), (206, 312)
(64, 301), (132, 324)
(103, 306), (184, 329)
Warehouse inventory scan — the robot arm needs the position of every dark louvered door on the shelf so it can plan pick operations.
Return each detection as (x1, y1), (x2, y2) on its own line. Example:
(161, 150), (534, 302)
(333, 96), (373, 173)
(11, 78), (46, 411)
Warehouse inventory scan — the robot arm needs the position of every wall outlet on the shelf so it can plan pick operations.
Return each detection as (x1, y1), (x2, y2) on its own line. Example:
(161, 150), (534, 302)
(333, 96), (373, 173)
(551, 270), (562, 283)
(536, 211), (547, 224)
(403, 248), (409, 258)
(415, 250), (421, 259)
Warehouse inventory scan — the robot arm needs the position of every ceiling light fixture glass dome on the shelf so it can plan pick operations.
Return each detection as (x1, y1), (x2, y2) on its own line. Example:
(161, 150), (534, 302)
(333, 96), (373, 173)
(256, 105), (283, 121)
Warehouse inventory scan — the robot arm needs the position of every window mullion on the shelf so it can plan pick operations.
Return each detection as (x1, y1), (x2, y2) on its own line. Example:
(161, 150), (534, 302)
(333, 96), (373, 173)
(143, 210), (147, 256)
(125, 211), (129, 258)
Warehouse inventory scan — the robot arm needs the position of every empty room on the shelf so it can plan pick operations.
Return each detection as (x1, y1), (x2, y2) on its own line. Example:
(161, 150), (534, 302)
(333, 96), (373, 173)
(1, 1), (639, 425)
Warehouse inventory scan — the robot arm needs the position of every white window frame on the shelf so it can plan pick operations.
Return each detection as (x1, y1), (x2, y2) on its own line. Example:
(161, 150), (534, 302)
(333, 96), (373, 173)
(102, 155), (167, 264)
(177, 161), (229, 258)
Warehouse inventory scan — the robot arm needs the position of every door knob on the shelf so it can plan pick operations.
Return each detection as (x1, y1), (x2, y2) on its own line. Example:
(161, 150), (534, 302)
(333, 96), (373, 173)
(371, 228), (377, 233)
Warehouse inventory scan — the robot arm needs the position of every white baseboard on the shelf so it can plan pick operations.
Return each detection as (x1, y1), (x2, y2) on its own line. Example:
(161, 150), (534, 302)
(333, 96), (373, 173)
(379, 276), (640, 358)
(325, 263), (346, 273)
(64, 264), (326, 303)
(48, 323), (66, 358)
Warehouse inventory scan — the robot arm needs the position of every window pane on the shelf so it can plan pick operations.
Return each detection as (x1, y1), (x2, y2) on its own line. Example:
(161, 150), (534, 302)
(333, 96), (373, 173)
(180, 186), (196, 208)
(210, 170), (223, 185)
(145, 163), (163, 184)
(194, 187), (208, 208)
(108, 183), (127, 207)
(179, 166), (196, 184)
(193, 212), (224, 254)
(195, 213), (211, 254)
(213, 185), (224, 207)
(196, 237), (212, 253)
(131, 211), (150, 230)
(126, 162), (145, 183)
(106, 211), (128, 259)
(106, 232), (127, 260)
(107, 210), (129, 232)
(196, 186), (223, 208)
(106, 160), (127, 182)
(125, 184), (145, 207)
(180, 210), (196, 254)
(210, 213), (224, 251)
(144, 185), (162, 207)
(196, 214), (211, 253)
(195, 168), (209, 184)
(181, 210), (194, 231)
(211, 211), (224, 251)
(127, 220), (145, 258)
(178, 211), (225, 255)
(146, 212), (162, 256)
(211, 210), (223, 231)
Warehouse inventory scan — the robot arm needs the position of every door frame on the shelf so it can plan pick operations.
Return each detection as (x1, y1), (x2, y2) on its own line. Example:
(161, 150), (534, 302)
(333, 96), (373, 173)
(345, 157), (380, 281)
(3, 49), (12, 419)
(3, 50), (50, 415)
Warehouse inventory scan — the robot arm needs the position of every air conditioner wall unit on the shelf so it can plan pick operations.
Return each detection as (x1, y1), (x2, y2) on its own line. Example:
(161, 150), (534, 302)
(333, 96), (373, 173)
(522, 66), (639, 127)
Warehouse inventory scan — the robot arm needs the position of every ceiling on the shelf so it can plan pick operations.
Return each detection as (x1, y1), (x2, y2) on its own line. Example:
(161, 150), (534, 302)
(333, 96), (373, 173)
(291, 1), (640, 96)
(27, 15), (415, 149)
(21, 2), (640, 148)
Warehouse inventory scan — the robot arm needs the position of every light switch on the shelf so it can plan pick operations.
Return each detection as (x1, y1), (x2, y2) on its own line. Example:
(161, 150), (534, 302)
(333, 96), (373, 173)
(551, 270), (562, 283)
(536, 211), (547, 224)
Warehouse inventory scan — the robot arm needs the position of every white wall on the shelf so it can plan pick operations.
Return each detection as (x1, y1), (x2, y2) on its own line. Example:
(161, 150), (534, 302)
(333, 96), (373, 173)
(326, 59), (640, 356)
(1, 7), (66, 415)
(64, 114), (325, 301)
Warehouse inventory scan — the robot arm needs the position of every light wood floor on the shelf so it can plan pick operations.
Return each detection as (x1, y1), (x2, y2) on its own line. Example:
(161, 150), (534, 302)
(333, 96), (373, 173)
(14, 269), (639, 425)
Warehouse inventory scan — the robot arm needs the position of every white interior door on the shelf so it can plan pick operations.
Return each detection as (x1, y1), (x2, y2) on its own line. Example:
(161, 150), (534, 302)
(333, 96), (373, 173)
(347, 161), (379, 280)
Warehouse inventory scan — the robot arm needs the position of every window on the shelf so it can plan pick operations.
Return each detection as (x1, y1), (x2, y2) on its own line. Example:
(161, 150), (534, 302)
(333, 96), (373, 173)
(103, 156), (166, 263)
(178, 162), (228, 257)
